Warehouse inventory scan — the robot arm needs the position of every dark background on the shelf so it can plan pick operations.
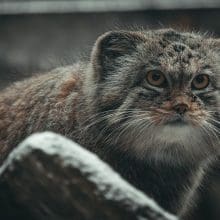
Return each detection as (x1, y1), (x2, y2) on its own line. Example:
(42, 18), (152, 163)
(1, 0), (220, 90)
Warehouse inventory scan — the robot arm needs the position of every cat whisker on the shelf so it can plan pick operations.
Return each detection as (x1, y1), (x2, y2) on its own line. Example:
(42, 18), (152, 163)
(82, 109), (151, 131)
(201, 121), (220, 144)
(98, 113), (153, 147)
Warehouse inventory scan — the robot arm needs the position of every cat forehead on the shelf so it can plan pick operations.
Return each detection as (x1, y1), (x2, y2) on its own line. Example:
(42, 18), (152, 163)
(137, 30), (215, 75)
(148, 29), (204, 47)
(140, 29), (211, 56)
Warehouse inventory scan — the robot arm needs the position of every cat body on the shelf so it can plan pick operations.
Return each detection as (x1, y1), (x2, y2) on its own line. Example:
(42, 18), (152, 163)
(0, 29), (220, 215)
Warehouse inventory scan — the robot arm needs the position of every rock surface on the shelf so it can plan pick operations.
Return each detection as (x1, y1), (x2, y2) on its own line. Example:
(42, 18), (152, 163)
(0, 132), (177, 220)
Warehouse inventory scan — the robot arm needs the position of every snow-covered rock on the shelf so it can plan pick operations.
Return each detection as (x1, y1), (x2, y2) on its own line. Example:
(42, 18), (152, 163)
(0, 132), (177, 220)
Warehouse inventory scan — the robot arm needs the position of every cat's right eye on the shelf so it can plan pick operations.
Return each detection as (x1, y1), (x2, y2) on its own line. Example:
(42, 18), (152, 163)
(146, 70), (166, 88)
(191, 74), (210, 90)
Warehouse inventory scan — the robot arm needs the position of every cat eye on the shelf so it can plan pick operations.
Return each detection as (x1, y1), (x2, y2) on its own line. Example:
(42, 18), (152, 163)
(146, 70), (166, 87)
(192, 74), (210, 90)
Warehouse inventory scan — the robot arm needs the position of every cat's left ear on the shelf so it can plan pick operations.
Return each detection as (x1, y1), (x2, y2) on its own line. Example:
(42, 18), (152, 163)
(90, 31), (144, 81)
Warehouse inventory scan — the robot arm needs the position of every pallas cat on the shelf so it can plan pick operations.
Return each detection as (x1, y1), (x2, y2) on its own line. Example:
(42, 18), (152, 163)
(0, 28), (220, 219)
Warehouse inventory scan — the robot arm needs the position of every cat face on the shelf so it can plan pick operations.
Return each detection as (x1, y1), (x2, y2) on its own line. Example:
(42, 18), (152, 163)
(88, 29), (220, 164)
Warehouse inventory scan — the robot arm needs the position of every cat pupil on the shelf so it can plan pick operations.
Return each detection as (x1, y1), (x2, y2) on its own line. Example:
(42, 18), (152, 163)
(152, 73), (161, 81)
(196, 75), (204, 83)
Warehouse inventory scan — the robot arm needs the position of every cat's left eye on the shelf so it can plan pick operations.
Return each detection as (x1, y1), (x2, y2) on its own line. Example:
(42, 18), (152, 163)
(192, 74), (210, 90)
(146, 70), (166, 87)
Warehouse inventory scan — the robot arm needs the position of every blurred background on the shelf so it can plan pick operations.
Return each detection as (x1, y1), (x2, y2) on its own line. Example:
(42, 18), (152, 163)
(0, 0), (220, 90)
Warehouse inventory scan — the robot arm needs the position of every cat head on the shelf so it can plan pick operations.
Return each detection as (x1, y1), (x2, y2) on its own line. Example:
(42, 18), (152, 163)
(85, 29), (220, 165)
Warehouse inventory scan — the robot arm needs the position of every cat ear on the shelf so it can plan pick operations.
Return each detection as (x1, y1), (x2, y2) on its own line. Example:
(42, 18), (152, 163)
(214, 39), (220, 49)
(208, 38), (220, 51)
(91, 31), (144, 81)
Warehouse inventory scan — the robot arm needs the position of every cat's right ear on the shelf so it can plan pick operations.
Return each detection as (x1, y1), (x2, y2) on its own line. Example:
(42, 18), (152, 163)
(209, 38), (220, 51)
(90, 31), (144, 81)
(214, 39), (220, 49)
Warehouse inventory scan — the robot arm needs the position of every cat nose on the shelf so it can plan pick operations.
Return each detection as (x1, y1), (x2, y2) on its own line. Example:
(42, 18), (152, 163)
(173, 103), (189, 115)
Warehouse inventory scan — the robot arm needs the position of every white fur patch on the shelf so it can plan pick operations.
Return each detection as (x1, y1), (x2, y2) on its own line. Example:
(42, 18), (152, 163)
(119, 122), (217, 165)
(157, 124), (197, 144)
